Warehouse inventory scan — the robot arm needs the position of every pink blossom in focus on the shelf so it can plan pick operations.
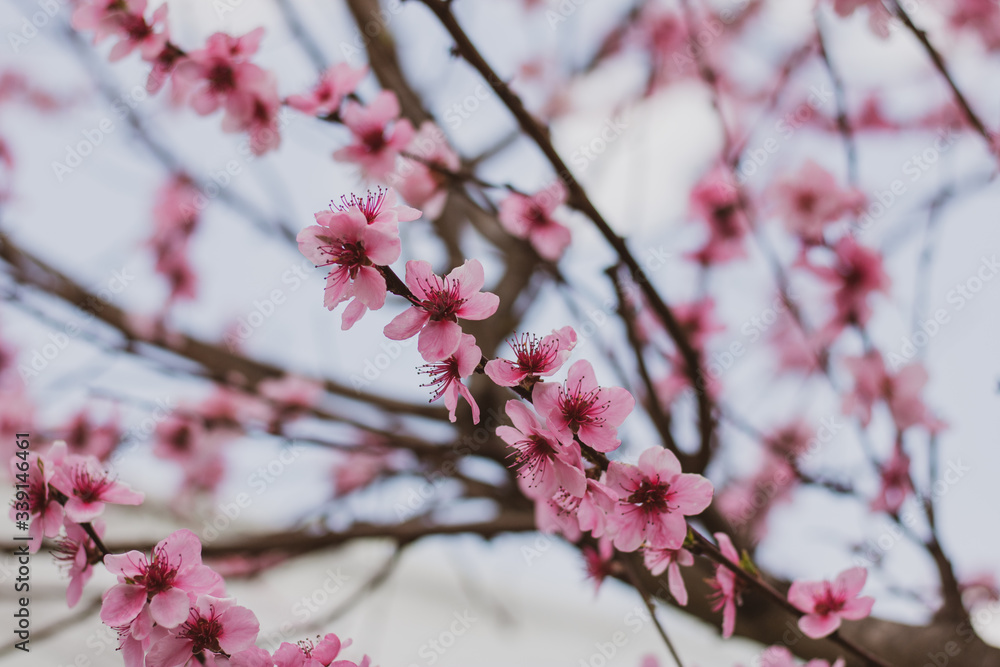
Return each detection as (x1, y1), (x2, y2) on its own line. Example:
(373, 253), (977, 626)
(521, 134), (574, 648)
(498, 182), (572, 261)
(10, 445), (64, 552)
(334, 90), (415, 180)
(287, 63), (368, 116)
(50, 454), (144, 523)
(643, 546), (694, 605)
(383, 259), (499, 362)
(532, 359), (635, 452)
(298, 203), (402, 330)
(101, 529), (225, 631)
(605, 447), (713, 552)
(788, 566), (875, 638)
(145, 595), (259, 667)
(419, 333), (482, 423)
(273, 632), (368, 667)
(485, 326), (576, 387)
(496, 399), (586, 500)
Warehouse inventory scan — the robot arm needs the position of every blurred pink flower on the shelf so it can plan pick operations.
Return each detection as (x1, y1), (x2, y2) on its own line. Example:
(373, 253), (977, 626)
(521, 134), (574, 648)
(788, 567), (875, 638)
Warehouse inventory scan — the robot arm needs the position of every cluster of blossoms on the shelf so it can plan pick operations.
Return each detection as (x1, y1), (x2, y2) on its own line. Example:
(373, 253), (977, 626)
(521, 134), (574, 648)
(12, 440), (374, 667)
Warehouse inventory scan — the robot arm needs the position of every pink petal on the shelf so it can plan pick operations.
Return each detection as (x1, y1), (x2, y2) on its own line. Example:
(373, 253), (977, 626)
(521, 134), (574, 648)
(104, 551), (146, 577)
(484, 359), (526, 387)
(566, 360), (598, 393)
(150, 588), (192, 628)
(834, 566), (868, 599)
(383, 306), (429, 340)
(670, 473), (714, 515)
(840, 596), (875, 620)
(503, 399), (538, 435)
(352, 266), (388, 309)
(145, 635), (194, 667)
(637, 447), (681, 479)
(100, 583), (148, 626)
(402, 260), (435, 299)
(417, 319), (462, 362)
(457, 291), (499, 320)
(596, 386), (635, 426)
(577, 423), (621, 452)
(668, 561), (688, 606)
(449, 259), (485, 295)
(788, 581), (826, 613)
(798, 612), (841, 639)
(218, 606), (260, 654)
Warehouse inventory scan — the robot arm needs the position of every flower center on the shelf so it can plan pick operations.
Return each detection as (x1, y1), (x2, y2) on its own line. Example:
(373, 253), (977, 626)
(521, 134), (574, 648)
(181, 614), (224, 655)
(137, 549), (179, 597)
(419, 357), (460, 401)
(558, 385), (605, 430)
(510, 333), (557, 373)
(418, 277), (464, 321)
(337, 189), (387, 223)
(625, 478), (672, 513)
(206, 63), (236, 93)
(812, 588), (844, 616)
(71, 466), (113, 503)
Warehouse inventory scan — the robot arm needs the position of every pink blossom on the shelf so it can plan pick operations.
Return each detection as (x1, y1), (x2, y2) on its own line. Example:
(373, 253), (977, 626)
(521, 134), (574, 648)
(843, 352), (941, 431)
(50, 454), (144, 523)
(53, 518), (105, 607)
(831, 0), (894, 39)
(788, 567), (874, 638)
(707, 532), (742, 638)
(61, 410), (119, 461)
(153, 414), (205, 464)
(221, 71), (283, 155)
(806, 237), (890, 329)
(532, 360), (635, 452)
(643, 546), (694, 605)
(334, 90), (415, 180)
(101, 529), (225, 631)
(383, 259), (499, 362)
(498, 182), (572, 261)
(272, 632), (366, 667)
(332, 187), (421, 235)
(535, 480), (617, 540)
(688, 168), (748, 264)
(496, 399), (586, 500)
(287, 63), (368, 116)
(871, 444), (912, 514)
(582, 539), (615, 593)
(11, 445), (64, 552)
(485, 326), (576, 387)
(948, 0), (1000, 51)
(393, 122), (461, 220)
(605, 448), (713, 552)
(769, 161), (864, 244)
(673, 298), (724, 351)
(145, 595), (259, 667)
(72, 0), (167, 61)
(755, 646), (845, 667)
(418, 333), (482, 423)
(298, 201), (403, 330)
(173, 28), (270, 119)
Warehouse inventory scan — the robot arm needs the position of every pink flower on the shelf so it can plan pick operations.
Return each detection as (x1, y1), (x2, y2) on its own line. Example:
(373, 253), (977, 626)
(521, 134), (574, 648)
(61, 410), (119, 461)
(333, 187), (421, 235)
(806, 237), (890, 329)
(831, 0), (894, 39)
(605, 447), (713, 551)
(643, 546), (694, 605)
(298, 203), (402, 330)
(145, 595), (259, 667)
(707, 532), (742, 638)
(221, 71), (283, 155)
(101, 529), (225, 631)
(272, 632), (365, 667)
(72, 0), (167, 61)
(287, 63), (368, 116)
(50, 455), (144, 523)
(871, 444), (912, 514)
(496, 399), (586, 500)
(688, 168), (748, 264)
(383, 259), (499, 362)
(485, 326), (576, 387)
(418, 333), (482, 423)
(393, 122), (461, 220)
(53, 518), (104, 607)
(10, 445), (64, 553)
(498, 182), (572, 261)
(673, 298), (724, 351)
(769, 161), (864, 244)
(535, 480), (617, 540)
(172, 29), (269, 119)
(153, 415), (205, 464)
(334, 90), (415, 180)
(755, 646), (845, 667)
(532, 360), (635, 452)
(582, 539), (615, 593)
(788, 567), (875, 638)
(843, 352), (941, 432)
